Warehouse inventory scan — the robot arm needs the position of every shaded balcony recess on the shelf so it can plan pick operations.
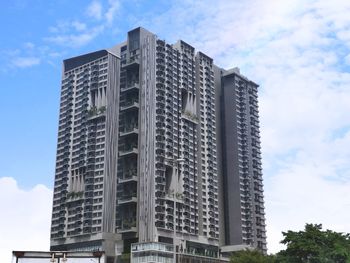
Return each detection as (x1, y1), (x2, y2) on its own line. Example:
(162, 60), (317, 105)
(118, 175), (138, 183)
(117, 195), (137, 205)
(120, 100), (139, 111)
(119, 125), (138, 136)
(117, 218), (137, 233)
(118, 167), (137, 183)
(117, 226), (137, 233)
(121, 82), (139, 92)
(122, 57), (140, 69)
(119, 146), (138, 156)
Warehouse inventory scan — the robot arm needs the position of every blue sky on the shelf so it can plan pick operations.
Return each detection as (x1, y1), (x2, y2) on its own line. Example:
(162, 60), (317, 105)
(0, 0), (174, 189)
(1, 0), (350, 262)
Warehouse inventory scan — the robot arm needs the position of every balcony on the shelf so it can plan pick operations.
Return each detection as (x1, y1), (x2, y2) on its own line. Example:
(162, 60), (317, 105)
(120, 100), (139, 111)
(117, 219), (137, 233)
(117, 195), (137, 205)
(122, 57), (140, 69)
(117, 226), (137, 233)
(118, 174), (137, 183)
(121, 82), (139, 93)
(119, 147), (138, 157)
(120, 126), (138, 137)
(181, 111), (199, 124)
(87, 106), (106, 120)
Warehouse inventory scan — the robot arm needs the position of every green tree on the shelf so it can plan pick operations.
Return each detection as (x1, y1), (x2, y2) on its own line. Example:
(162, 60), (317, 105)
(276, 224), (350, 263)
(231, 249), (276, 263)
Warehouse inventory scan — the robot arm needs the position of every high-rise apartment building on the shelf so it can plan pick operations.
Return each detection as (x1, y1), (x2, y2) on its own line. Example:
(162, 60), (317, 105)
(50, 27), (266, 262)
(219, 68), (266, 251)
(51, 49), (120, 256)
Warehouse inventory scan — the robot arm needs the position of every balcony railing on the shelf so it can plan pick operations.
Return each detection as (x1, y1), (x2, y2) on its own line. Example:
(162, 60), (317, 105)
(119, 147), (138, 156)
(122, 57), (140, 68)
(117, 219), (137, 233)
(121, 82), (139, 92)
(120, 126), (138, 136)
(120, 100), (139, 111)
(117, 226), (137, 233)
(117, 195), (137, 205)
(118, 174), (137, 183)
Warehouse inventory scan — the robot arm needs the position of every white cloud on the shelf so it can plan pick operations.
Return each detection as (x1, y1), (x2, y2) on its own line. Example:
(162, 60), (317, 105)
(0, 177), (52, 263)
(44, 1), (113, 49)
(229, 0), (350, 253)
(265, 131), (350, 252)
(140, 0), (350, 254)
(105, 0), (120, 24)
(24, 42), (35, 49)
(86, 1), (103, 20)
(45, 26), (104, 48)
(12, 57), (40, 68)
(72, 21), (87, 31)
(49, 20), (71, 34)
(44, 0), (120, 50)
(345, 54), (350, 65)
(48, 51), (64, 58)
(3, 1), (119, 69)
(49, 20), (87, 34)
(81, 0), (121, 26)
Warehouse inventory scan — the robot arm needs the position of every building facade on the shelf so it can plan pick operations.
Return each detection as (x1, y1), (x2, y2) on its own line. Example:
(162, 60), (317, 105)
(50, 49), (120, 258)
(50, 27), (266, 261)
(220, 68), (266, 251)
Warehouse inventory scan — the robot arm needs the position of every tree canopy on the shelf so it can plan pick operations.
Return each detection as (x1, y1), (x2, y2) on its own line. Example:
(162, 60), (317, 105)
(230, 224), (350, 263)
(231, 249), (275, 263)
(277, 223), (350, 263)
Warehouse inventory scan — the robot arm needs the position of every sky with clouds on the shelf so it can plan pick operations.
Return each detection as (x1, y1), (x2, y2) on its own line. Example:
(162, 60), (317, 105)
(1, 0), (350, 262)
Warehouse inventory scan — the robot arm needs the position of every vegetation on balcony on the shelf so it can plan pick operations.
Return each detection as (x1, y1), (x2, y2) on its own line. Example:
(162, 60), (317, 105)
(88, 106), (106, 117)
(121, 99), (139, 108)
(66, 191), (84, 199)
(121, 218), (136, 229)
(182, 110), (199, 122)
(166, 189), (183, 200)
(122, 167), (137, 179)
(121, 122), (138, 133)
